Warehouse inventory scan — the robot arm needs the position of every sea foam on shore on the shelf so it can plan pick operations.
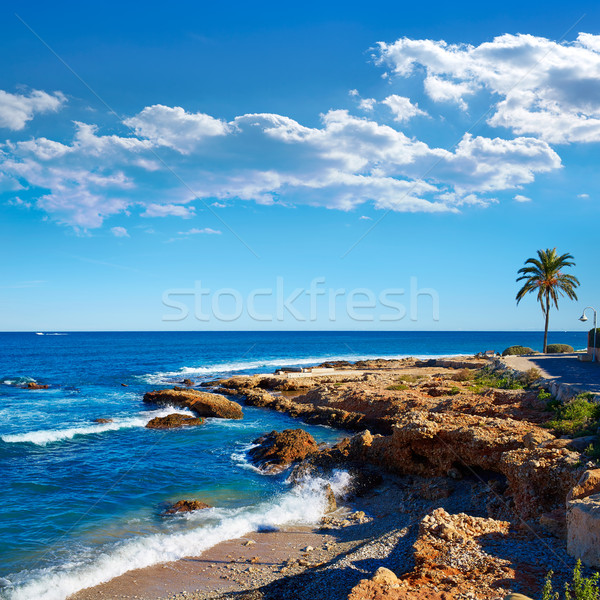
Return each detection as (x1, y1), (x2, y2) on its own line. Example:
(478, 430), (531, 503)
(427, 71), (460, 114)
(2, 471), (350, 600)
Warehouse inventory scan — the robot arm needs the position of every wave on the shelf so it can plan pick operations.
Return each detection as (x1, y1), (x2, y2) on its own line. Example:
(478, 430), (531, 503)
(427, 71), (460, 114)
(2, 471), (350, 600)
(0, 408), (190, 446)
(1, 376), (37, 386)
(141, 352), (463, 384)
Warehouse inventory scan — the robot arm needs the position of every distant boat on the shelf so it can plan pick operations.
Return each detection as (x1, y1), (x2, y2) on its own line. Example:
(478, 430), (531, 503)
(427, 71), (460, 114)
(35, 332), (44, 336)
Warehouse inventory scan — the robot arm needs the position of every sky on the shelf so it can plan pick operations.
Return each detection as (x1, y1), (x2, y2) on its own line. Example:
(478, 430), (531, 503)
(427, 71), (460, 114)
(0, 0), (599, 332)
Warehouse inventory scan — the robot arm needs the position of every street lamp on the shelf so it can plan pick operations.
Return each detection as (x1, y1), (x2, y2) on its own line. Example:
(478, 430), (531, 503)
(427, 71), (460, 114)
(579, 306), (597, 362)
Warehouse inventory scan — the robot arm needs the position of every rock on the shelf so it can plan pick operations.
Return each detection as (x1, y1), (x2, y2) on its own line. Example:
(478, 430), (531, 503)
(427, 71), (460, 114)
(504, 595), (535, 600)
(164, 500), (210, 514)
(566, 436), (597, 453)
(93, 418), (113, 424)
(371, 566), (398, 585)
(248, 429), (318, 473)
(567, 493), (600, 567)
(121, 383), (128, 387)
(143, 389), (243, 419)
(145, 413), (205, 429)
(539, 508), (566, 538)
(568, 469), (600, 502)
(24, 382), (49, 389)
(324, 484), (337, 513)
(303, 546), (314, 552)
(181, 379), (194, 386)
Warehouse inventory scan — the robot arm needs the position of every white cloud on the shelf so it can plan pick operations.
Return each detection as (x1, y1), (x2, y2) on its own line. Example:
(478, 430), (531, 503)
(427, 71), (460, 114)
(377, 33), (600, 143)
(358, 98), (377, 111)
(0, 90), (66, 130)
(141, 203), (195, 218)
(382, 95), (427, 121)
(578, 193), (590, 199)
(124, 105), (229, 153)
(348, 89), (359, 97)
(514, 194), (532, 202)
(178, 227), (222, 235)
(110, 226), (129, 237)
(359, 215), (372, 220)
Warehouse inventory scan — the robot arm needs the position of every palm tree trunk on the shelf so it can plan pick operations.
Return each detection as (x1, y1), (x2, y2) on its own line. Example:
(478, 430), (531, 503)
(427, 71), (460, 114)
(543, 292), (550, 353)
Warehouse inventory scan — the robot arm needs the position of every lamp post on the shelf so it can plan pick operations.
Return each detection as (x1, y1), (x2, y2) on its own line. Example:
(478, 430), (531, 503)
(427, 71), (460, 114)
(579, 306), (598, 362)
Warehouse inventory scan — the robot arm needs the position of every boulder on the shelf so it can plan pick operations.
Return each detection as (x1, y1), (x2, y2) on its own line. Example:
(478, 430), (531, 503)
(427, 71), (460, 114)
(181, 379), (194, 386)
(248, 429), (318, 474)
(93, 418), (113, 424)
(371, 567), (399, 585)
(24, 382), (49, 389)
(567, 493), (600, 567)
(324, 484), (337, 513)
(164, 500), (210, 514)
(143, 389), (243, 419)
(568, 469), (600, 502)
(145, 413), (205, 429)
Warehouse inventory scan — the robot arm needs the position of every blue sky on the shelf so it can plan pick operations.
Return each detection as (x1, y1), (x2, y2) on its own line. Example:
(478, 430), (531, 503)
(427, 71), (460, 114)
(0, 0), (599, 331)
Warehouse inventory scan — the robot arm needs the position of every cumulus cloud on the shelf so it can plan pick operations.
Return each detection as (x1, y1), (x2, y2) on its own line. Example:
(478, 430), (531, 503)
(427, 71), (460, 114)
(382, 95), (427, 121)
(111, 226), (130, 237)
(514, 194), (532, 202)
(358, 98), (377, 111)
(377, 33), (600, 143)
(0, 76), (563, 229)
(0, 90), (66, 130)
(124, 105), (229, 153)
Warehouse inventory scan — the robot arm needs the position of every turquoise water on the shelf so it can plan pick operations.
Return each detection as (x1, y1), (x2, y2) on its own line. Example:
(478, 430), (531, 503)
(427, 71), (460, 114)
(0, 331), (586, 599)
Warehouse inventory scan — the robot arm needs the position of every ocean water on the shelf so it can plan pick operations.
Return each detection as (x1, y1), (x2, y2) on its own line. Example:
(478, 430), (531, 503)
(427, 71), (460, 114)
(0, 330), (586, 599)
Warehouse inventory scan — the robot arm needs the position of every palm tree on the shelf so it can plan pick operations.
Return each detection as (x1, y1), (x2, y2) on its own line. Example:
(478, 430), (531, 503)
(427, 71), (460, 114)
(516, 248), (580, 353)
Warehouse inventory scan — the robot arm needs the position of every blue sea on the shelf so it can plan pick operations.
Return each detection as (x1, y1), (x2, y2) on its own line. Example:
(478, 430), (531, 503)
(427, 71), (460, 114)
(0, 330), (586, 600)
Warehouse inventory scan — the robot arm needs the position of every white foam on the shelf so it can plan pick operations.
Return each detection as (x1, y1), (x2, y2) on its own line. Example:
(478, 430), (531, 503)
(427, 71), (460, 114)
(230, 442), (262, 473)
(3, 472), (347, 600)
(141, 352), (463, 384)
(0, 408), (191, 446)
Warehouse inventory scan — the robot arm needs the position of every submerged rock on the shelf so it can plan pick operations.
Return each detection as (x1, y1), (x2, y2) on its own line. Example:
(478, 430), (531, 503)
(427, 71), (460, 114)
(164, 499), (210, 514)
(93, 418), (113, 424)
(24, 382), (49, 389)
(248, 429), (318, 474)
(143, 389), (243, 419)
(145, 413), (205, 429)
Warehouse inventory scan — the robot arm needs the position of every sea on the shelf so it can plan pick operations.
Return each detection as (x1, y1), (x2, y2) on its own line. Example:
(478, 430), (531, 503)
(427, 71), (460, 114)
(0, 330), (587, 600)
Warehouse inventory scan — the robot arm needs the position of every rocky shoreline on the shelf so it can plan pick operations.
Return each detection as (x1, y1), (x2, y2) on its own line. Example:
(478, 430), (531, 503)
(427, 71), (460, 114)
(72, 355), (600, 600)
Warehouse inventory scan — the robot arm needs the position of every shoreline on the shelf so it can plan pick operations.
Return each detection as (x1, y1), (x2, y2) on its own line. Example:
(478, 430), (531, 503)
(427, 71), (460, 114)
(37, 354), (600, 599)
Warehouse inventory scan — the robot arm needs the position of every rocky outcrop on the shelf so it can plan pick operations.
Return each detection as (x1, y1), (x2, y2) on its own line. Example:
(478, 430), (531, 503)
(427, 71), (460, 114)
(567, 493), (600, 567)
(145, 413), (205, 429)
(567, 469), (600, 502)
(93, 418), (113, 424)
(24, 382), (49, 389)
(349, 508), (515, 600)
(248, 429), (318, 474)
(143, 389), (243, 419)
(164, 499), (210, 514)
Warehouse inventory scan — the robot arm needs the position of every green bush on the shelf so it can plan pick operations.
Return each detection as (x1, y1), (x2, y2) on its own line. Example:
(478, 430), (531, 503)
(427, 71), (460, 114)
(547, 344), (575, 354)
(538, 389), (553, 402)
(542, 560), (600, 599)
(386, 383), (408, 391)
(472, 366), (525, 390)
(521, 367), (543, 386)
(545, 393), (600, 437)
(588, 329), (600, 349)
(502, 345), (534, 356)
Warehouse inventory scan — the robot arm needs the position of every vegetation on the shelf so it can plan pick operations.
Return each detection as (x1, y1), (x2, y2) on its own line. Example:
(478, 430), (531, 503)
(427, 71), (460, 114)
(470, 366), (525, 391)
(448, 386), (460, 395)
(545, 393), (600, 437)
(515, 248), (580, 353)
(502, 345), (535, 356)
(451, 368), (475, 382)
(588, 329), (600, 349)
(547, 344), (575, 354)
(538, 389), (553, 402)
(542, 560), (600, 599)
(395, 374), (425, 383)
(387, 383), (409, 391)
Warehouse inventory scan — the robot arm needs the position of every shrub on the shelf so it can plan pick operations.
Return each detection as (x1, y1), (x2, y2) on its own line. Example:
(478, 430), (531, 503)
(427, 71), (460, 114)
(452, 369), (475, 382)
(547, 344), (575, 354)
(502, 345), (534, 356)
(395, 374), (424, 383)
(538, 389), (553, 402)
(386, 383), (408, 391)
(545, 393), (600, 437)
(472, 366), (524, 390)
(448, 386), (460, 395)
(588, 329), (600, 349)
(520, 367), (543, 386)
(542, 560), (600, 599)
